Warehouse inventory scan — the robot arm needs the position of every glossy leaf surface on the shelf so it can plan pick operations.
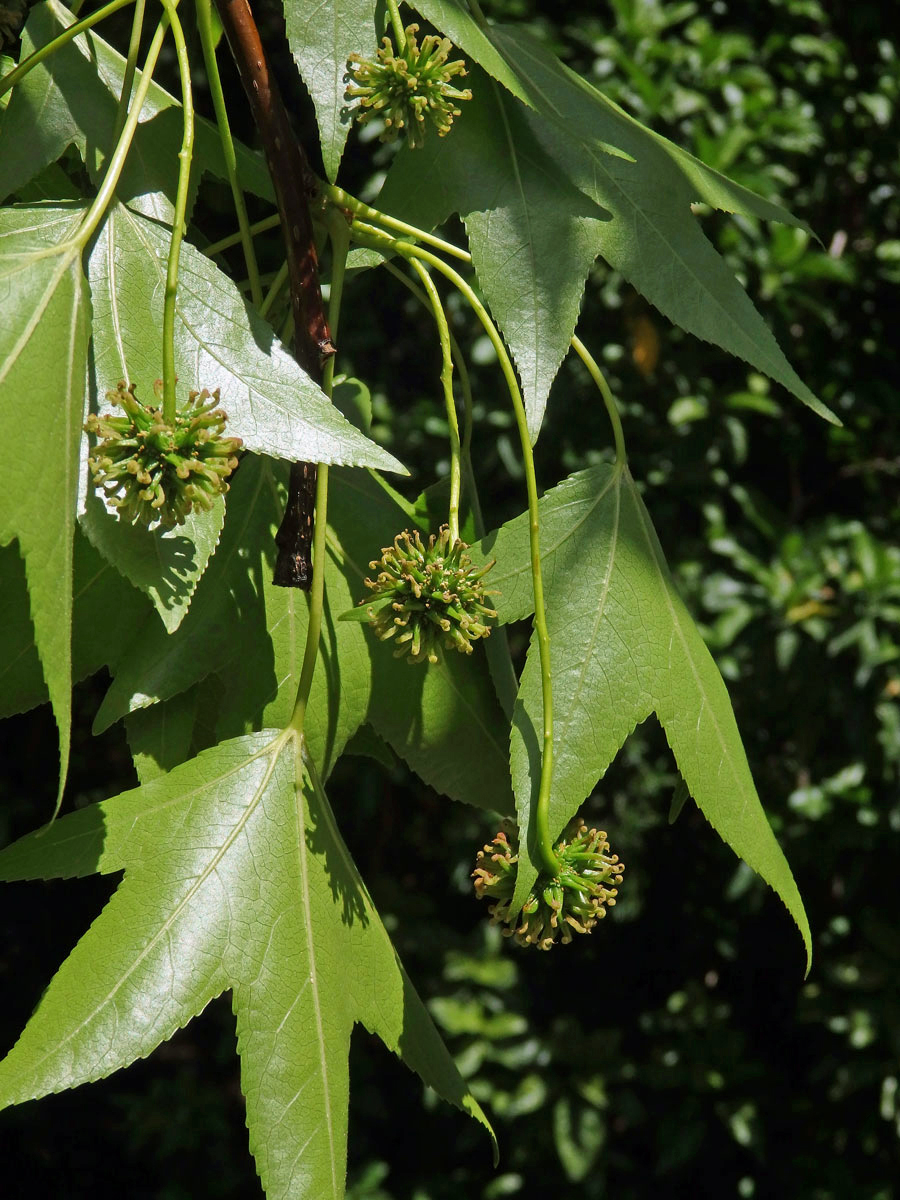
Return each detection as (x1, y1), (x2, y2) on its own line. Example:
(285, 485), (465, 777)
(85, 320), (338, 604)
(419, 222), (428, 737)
(0, 731), (493, 1197)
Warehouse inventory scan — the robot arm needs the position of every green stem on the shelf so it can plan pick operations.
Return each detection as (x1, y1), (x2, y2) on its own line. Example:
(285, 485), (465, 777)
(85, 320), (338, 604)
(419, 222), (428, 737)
(66, 13), (170, 250)
(288, 215), (350, 739)
(109, 0), (146, 148)
(452, 331), (487, 532)
(204, 213), (280, 258)
(384, 0), (407, 50)
(380, 255), (520, 719)
(380, 258), (481, 530)
(158, 0), (194, 423)
(570, 335), (627, 468)
(196, 0), (263, 308)
(260, 259), (289, 320)
(353, 221), (560, 876)
(408, 259), (462, 543)
(322, 211), (349, 392)
(466, 0), (489, 29)
(0, 0), (135, 99)
(327, 186), (471, 264)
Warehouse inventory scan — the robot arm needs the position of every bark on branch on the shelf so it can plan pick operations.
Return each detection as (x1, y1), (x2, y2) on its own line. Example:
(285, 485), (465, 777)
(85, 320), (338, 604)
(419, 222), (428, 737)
(213, 0), (334, 588)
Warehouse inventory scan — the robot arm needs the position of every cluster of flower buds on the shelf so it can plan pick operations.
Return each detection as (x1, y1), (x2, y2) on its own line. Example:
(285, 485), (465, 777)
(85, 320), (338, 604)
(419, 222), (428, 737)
(473, 820), (624, 950)
(360, 526), (496, 664)
(345, 23), (472, 149)
(85, 381), (242, 529)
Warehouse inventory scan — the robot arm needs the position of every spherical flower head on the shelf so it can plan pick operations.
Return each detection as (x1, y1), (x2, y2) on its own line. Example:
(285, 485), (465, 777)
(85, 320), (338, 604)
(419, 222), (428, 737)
(85, 381), (243, 529)
(473, 820), (624, 950)
(359, 525), (497, 665)
(345, 23), (472, 149)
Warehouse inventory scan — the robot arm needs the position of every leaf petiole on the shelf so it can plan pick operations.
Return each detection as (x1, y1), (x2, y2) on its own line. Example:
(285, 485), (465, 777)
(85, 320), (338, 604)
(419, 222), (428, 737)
(384, 0), (408, 53)
(195, 0), (263, 308)
(327, 185), (471, 263)
(108, 0), (146, 149)
(289, 212), (350, 741)
(204, 213), (281, 258)
(407, 259), (462, 543)
(570, 335), (627, 468)
(64, 8), (173, 252)
(351, 219), (560, 877)
(157, 0), (194, 423)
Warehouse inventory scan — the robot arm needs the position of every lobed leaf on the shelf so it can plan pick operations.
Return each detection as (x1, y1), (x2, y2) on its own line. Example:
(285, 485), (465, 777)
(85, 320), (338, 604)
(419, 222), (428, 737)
(380, 2), (835, 433)
(0, 731), (494, 1196)
(479, 465), (811, 970)
(124, 685), (201, 783)
(377, 66), (607, 440)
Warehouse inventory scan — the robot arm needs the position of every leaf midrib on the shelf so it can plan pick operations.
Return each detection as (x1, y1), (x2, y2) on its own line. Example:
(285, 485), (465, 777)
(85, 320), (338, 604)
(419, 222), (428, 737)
(294, 760), (339, 1198)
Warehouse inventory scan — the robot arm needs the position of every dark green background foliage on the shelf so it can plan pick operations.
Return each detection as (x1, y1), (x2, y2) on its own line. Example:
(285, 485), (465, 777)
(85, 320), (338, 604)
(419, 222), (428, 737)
(2, 0), (899, 1196)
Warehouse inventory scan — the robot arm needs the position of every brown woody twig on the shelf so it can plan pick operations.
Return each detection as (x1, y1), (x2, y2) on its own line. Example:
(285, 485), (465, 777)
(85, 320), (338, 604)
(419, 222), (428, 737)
(213, 0), (335, 588)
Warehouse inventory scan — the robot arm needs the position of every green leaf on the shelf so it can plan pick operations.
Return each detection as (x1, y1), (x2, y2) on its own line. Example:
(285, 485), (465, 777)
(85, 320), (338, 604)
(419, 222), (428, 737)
(0, 1), (273, 218)
(0, 528), (154, 720)
(332, 472), (513, 813)
(0, 730), (494, 1194)
(79, 487), (226, 635)
(212, 464), (513, 809)
(213, 464), (374, 782)
(0, 203), (91, 807)
(331, 374), (373, 434)
(92, 453), (279, 732)
(124, 685), (200, 783)
(0, 544), (46, 716)
(281, 0), (378, 182)
(342, 723), (397, 770)
(87, 202), (405, 472)
(13, 160), (82, 203)
(393, 5), (835, 429)
(480, 465), (811, 969)
(669, 774), (691, 825)
(377, 67), (607, 439)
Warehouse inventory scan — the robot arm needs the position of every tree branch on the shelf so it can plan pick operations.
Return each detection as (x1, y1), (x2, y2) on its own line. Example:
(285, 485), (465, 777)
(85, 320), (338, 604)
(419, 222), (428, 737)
(213, 0), (334, 588)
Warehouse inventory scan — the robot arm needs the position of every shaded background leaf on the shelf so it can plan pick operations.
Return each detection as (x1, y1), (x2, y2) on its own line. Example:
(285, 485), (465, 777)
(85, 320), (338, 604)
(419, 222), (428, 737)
(281, 0), (378, 182)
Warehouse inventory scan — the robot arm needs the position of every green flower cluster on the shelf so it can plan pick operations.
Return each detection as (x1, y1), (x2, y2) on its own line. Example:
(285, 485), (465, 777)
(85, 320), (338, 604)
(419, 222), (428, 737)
(361, 526), (496, 664)
(345, 23), (472, 149)
(85, 381), (242, 529)
(473, 820), (624, 950)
